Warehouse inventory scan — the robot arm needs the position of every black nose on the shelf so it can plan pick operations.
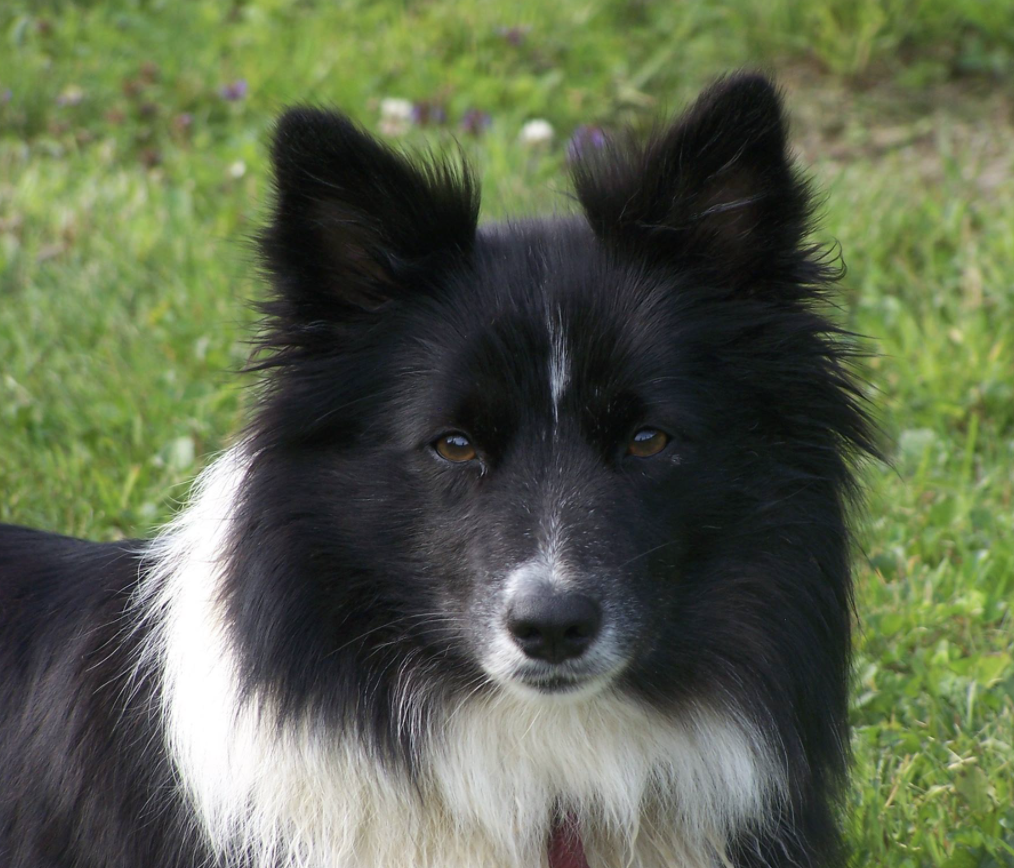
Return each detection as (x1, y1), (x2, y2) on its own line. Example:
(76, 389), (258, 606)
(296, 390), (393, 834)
(506, 591), (602, 663)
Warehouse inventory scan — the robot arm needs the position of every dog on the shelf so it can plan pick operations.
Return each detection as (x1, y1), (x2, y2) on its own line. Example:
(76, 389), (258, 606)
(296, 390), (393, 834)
(0, 73), (875, 867)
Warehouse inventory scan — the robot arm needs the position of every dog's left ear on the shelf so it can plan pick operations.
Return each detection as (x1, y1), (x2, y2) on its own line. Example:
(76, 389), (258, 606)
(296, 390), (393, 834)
(573, 74), (826, 293)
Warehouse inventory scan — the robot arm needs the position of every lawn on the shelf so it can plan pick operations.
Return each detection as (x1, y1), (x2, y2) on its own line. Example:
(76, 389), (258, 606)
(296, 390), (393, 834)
(1, 1), (1012, 864)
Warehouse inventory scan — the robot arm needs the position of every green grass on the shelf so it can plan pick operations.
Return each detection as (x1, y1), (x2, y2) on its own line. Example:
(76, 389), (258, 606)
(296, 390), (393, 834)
(1, 1), (1012, 864)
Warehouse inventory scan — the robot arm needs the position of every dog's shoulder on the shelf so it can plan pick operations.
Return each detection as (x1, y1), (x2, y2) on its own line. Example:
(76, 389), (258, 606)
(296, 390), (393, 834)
(0, 523), (146, 643)
(0, 524), (206, 865)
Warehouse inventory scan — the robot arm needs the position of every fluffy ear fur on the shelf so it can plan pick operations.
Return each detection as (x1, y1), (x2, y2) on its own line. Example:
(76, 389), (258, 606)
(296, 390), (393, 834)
(260, 108), (480, 325)
(572, 73), (829, 293)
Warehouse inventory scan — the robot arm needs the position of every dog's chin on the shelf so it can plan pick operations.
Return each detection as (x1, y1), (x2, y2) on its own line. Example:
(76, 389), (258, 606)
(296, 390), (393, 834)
(493, 665), (620, 703)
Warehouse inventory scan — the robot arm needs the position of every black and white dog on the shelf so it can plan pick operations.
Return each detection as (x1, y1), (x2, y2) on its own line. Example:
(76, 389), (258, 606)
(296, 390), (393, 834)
(0, 74), (875, 867)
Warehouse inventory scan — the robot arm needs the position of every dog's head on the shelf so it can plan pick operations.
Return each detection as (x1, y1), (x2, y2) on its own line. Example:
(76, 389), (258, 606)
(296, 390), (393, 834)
(235, 75), (872, 737)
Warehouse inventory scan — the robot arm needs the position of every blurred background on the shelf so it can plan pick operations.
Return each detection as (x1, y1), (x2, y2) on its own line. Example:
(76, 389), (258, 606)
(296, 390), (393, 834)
(1, 1), (1012, 864)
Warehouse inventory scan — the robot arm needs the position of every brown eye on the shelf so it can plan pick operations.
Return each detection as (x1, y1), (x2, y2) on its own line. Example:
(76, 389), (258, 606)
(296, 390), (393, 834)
(627, 428), (669, 458)
(435, 433), (477, 463)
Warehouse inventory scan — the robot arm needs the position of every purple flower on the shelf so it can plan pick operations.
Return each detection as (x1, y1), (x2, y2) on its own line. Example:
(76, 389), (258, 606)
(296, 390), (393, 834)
(566, 125), (608, 161)
(412, 101), (447, 126)
(460, 109), (492, 137)
(218, 79), (248, 102)
(0, 88), (11, 104)
(495, 26), (531, 46)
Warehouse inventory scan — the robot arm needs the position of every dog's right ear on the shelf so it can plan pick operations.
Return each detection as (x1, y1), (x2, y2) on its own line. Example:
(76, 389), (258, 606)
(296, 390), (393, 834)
(260, 108), (479, 323)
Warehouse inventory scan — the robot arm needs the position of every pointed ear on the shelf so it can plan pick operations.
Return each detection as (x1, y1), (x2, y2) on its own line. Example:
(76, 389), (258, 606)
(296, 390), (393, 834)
(260, 108), (479, 318)
(573, 74), (828, 292)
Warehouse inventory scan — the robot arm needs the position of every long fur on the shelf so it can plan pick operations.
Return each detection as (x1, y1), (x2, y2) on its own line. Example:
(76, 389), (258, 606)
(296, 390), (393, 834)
(0, 73), (876, 868)
(133, 447), (782, 868)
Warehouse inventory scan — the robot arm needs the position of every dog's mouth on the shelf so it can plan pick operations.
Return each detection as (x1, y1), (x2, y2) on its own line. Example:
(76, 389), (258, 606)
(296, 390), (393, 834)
(518, 673), (589, 693)
(504, 662), (621, 699)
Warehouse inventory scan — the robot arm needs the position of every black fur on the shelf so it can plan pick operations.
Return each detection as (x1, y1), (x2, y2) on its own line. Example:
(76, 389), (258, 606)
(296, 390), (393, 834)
(1, 74), (875, 867)
(0, 528), (201, 866)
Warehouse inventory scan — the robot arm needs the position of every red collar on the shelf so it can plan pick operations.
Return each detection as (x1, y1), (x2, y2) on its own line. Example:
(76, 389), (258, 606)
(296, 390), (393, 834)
(547, 812), (590, 868)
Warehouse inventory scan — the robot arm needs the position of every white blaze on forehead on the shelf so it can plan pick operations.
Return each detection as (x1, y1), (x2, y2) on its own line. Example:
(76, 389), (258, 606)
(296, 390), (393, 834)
(547, 310), (569, 425)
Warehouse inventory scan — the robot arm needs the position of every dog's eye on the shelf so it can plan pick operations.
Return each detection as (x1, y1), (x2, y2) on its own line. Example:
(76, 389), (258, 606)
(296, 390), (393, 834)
(627, 428), (669, 458)
(434, 433), (478, 463)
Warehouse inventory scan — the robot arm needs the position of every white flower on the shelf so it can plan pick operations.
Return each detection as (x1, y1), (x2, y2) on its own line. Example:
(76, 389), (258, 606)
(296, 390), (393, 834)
(519, 119), (554, 147)
(379, 97), (413, 137)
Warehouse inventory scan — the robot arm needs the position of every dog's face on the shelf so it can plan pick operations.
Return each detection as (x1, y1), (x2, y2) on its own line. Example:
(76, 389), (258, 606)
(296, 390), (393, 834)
(380, 228), (704, 700)
(239, 75), (869, 731)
